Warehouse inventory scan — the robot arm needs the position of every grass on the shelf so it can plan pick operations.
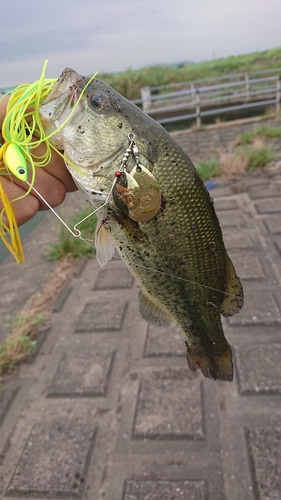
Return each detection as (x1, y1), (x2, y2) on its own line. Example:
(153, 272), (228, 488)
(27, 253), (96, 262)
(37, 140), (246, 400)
(196, 137), (275, 180)
(0, 258), (77, 379)
(4, 313), (44, 333)
(0, 336), (35, 374)
(237, 125), (281, 145)
(241, 139), (274, 169)
(0, 204), (99, 378)
(196, 158), (221, 180)
(218, 151), (248, 178)
(46, 207), (97, 261)
(0, 315), (43, 375)
(99, 47), (281, 101)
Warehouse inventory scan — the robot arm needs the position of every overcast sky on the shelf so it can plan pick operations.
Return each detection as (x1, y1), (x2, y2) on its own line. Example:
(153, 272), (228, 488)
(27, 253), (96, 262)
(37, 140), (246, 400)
(1, 0), (281, 88)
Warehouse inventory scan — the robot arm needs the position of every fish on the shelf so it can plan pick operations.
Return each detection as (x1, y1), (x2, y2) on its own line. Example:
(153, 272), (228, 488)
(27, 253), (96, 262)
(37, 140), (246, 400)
(39, 68), (243, 381)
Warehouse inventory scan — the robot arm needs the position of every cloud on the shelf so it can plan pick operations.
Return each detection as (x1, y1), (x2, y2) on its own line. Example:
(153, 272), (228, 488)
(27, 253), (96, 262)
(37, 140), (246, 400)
(1, 0), (281, 87)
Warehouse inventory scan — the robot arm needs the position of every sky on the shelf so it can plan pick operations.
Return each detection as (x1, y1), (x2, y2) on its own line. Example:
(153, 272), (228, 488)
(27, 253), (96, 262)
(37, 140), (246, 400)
(1, 0), (281, 88)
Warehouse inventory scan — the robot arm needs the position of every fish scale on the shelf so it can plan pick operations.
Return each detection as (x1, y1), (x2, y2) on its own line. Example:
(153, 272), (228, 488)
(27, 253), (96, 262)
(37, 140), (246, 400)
(39, 69), (244, 381)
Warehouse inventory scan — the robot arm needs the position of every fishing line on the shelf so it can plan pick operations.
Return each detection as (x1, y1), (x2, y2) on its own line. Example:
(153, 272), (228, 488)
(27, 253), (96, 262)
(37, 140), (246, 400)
(39, 202), (276, 315)
(113, 254), (280, 310)
(23, 176), (276, 315)
(111, 254), (280, 316)
(1, 63), (279, 317)
(7, 169), (279, 314)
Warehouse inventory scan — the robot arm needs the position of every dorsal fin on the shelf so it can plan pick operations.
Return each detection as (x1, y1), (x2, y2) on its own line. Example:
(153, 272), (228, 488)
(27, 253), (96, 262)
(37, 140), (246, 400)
(138, 289), (175, 327)
(95, 221), (115, 267)
(220, 254), (244, 317)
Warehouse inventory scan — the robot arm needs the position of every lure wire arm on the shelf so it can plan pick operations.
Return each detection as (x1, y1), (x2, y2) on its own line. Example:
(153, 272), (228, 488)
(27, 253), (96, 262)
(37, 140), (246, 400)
(26, 176), (118, 244)
(23, 134), (141, 247)
(26, 181), (82, 238)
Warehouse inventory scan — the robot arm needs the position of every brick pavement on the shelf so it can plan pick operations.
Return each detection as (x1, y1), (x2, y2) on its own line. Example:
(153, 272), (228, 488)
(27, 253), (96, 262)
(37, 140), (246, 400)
(1, 119), (281, 500)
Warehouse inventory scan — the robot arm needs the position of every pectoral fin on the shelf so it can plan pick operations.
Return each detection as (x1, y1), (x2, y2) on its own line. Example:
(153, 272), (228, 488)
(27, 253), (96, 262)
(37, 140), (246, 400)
(220, 254), (244, 317)
(95, 221), (115, 267)
(138, 289), (175, 327)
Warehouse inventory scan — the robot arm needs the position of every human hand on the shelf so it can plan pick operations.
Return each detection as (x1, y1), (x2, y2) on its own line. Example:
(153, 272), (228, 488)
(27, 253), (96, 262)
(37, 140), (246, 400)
(0, 94), (77, 227)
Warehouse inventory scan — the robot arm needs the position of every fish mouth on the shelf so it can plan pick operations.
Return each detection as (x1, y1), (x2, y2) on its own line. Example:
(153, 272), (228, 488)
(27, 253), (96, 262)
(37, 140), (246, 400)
(40, 68), (125, 197)
(39, 68), (87, 141)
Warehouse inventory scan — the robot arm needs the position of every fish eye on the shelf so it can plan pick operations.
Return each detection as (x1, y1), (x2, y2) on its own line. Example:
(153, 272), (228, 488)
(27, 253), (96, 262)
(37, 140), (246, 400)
(88, 93), (109, 111)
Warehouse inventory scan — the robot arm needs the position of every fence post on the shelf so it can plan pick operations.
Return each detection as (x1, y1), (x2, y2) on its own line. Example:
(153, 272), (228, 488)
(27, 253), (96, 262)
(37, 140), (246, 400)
(140, 86), (152, 112)
(195, 89), (201, 127)
(276, 77), (281, 114)
(245, 73), (249, 100)
(191, 82), (196, 104)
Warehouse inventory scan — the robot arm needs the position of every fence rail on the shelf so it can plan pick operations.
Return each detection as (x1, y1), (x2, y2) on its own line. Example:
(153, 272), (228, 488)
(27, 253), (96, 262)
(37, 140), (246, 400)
(133, 70), (281, 126)
(2, 68), (281, 128)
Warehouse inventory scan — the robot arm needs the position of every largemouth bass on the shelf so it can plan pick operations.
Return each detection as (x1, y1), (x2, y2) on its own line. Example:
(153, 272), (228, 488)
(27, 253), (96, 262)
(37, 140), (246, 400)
(40, 68), (243, 381)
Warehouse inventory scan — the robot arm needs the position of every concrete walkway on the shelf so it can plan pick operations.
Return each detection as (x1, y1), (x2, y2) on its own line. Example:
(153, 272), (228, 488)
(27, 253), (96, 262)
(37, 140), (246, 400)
(1, 118), (281, 500)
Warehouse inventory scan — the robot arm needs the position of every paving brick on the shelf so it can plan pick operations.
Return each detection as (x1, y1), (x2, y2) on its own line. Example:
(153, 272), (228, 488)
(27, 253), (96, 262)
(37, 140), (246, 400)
(0, 386), (19, 427)
(248, 187), (280, 199)
(223, 232), (253, 250)
(7, 422), (95, 497)
(214, 199), (238, 211)
(124, 480), (207, 500)
(246, 426), (281, 500)
(229, 255), (265, 280)
(275, 241), (281, 257)
(264, 216), (281, 235)
(72, 258), (88, 277)
(243, 177), (270, 188)
(24, 327), (50, 363)
(235, 344), (281, 394)
(210, 186), (233, 197)
(228, 291), (281, 326)
(47, 344), (115, 397)
(4, 123), (281, 500)
(255, 199), (281, 214)
(218, 213), (244, 228)
(93, 267), (134, 289)
(144, 325), (185, 357)
(52, 285), (73, 312)
(75, 299), (128, 332)
(133, 378), (204, 440)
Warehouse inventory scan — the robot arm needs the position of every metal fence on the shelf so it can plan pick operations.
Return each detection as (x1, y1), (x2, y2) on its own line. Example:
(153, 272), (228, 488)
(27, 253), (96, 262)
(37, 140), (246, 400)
(2, 68), (281, 127)
(134, 69), (281, 126)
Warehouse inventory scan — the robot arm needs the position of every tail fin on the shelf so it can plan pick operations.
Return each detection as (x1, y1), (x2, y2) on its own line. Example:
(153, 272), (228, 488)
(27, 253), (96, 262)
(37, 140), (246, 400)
(220, 254), (244, 317)
(185, 342), (233, 381)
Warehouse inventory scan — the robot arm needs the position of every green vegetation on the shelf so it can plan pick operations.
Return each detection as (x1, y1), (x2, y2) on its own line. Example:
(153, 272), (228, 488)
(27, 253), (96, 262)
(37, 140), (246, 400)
(0, 314), (44, 377)
(196, 158), (221, 180)
(0, 336), (36, 375)
(46, 207), (97, 261)
(99, 47), (281, 101)
(0, 257), (77, 380)
(4, 313), (44, 333)
(241, 143), (274, 169)
(196, 137), (275, 180)
(237, 125), (281, 144)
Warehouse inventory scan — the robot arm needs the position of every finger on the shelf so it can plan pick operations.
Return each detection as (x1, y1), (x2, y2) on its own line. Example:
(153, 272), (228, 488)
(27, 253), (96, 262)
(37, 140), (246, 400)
(0, 176), (40, 226)
(2, 167), (67, 212)
(33, 143), (77, 192)
(0, 94), (9, 124)
(30, 167), (67, 210)
(1, 94), (77, 193)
